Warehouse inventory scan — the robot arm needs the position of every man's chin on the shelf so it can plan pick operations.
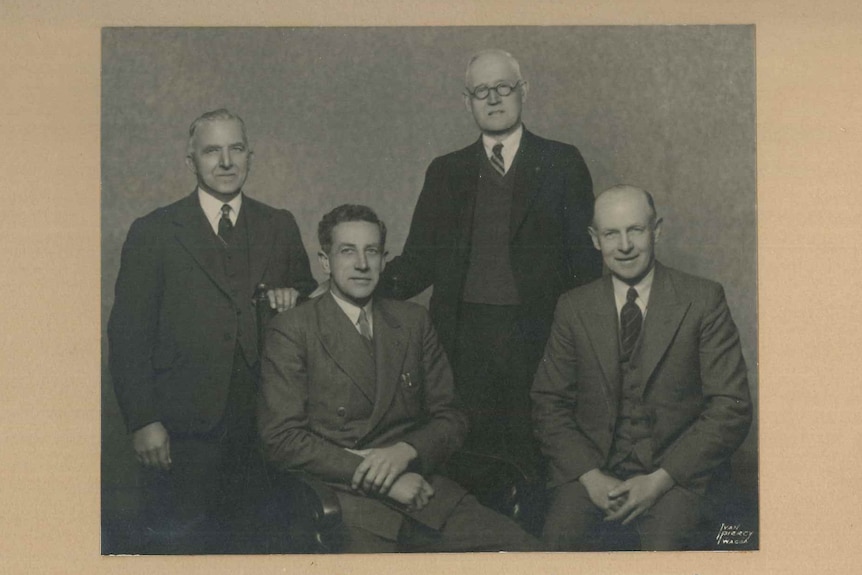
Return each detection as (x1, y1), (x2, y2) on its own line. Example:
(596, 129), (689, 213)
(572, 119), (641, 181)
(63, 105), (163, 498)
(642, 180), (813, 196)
(480, 119), (520, 138)
(200, 186), (242, 201)
(337, 289), (375, 306)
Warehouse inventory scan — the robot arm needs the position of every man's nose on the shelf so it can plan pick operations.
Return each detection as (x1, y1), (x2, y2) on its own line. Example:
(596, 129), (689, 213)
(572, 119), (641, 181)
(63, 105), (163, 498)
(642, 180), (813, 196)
(355, 253), (369, 270)
(619, 233), (633, 252)
(487, 89), (502, 104)
(219, 149), (233, 168)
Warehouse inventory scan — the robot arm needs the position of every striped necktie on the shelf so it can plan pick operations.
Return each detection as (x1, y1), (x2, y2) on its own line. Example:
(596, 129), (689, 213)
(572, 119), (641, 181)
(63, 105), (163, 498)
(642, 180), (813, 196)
(491, 143), (506, 176)
(620, 287), (642, 361)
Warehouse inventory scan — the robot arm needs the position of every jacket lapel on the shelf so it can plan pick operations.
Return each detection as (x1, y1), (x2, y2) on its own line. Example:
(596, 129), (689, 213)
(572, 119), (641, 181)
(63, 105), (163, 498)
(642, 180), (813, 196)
(509, 129), (543, 241)
(454, 140), (483, 257)
(581, 275), (622, 415)
(638, 263), (691, 395)
(315, 294), (377, 404)
(243, 196), (275, 293)
(171, 192), (232, 298)
(364, 300), (407, 436)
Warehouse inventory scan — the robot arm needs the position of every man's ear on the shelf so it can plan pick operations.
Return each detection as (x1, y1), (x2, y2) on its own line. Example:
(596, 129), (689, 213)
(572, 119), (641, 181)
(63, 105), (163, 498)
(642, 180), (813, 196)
(318, 250), (330, 275)
(380, 251), (388, 273)
(184, 155), (196, 174)
(653, 218), (664, 243)
(463, 93), (474, 114)
(588, 226), (601, 251)
(520, 80), (529, 103)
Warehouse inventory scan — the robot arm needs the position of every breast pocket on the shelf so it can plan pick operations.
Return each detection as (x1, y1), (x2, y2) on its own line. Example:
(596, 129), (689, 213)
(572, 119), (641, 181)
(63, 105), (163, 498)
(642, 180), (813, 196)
(397, 371), (424, 417)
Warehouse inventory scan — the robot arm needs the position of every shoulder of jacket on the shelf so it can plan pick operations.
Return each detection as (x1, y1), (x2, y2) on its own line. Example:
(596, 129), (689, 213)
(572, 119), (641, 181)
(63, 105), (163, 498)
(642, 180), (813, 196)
(430, 139), (481, 165)
(662, 265), (725, 304)
(560, 275), (606, 304)
(376, 297), (428, 324)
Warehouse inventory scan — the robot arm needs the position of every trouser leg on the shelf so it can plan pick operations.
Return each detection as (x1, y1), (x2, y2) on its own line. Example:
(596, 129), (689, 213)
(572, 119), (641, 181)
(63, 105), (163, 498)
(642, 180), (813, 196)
(138, 437), (222, 554)
(454, 304), (541, 478)
(635, 485), (708, 551)
(331, 524), (399, 553)
(400, 494), (542, 552)
(138, 348), (264, 554)
(541, 479), (605, 551)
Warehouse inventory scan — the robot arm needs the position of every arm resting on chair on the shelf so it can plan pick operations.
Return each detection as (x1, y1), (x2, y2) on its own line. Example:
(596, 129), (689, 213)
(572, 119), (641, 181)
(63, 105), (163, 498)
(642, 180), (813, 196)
(444, 450), (528, 520)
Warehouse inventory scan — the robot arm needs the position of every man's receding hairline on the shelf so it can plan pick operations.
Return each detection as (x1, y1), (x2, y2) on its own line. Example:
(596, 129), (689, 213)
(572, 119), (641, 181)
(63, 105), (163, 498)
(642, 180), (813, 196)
(592, 185), (659, 227)
(465, 49), (523, 86)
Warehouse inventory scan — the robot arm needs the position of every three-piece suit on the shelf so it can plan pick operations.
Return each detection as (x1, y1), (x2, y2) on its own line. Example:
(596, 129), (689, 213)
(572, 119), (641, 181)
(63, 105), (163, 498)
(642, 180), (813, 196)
(531, 263), (752, 550)
(108, 191), (316, 552)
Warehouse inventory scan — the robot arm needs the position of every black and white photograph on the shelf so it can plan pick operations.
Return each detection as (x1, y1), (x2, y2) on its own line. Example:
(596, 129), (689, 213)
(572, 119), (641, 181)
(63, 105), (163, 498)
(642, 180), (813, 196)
(99, 26), (758, 555)
(9, 1), (862, 573)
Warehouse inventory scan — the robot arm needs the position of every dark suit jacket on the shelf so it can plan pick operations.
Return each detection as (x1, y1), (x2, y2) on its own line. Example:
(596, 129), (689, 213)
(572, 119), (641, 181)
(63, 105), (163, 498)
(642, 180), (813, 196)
(258, 293), (470, 540)
(379, 128), (602, 357)
(531, 263), (752, 493)
(108, 192), (316, 434)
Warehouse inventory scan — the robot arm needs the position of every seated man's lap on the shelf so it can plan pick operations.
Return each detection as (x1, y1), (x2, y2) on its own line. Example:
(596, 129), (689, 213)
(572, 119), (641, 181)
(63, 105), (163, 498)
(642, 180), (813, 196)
(337, 494), (541, 553)
(542, 479), (709, 551)
(404, 494), (541, 552)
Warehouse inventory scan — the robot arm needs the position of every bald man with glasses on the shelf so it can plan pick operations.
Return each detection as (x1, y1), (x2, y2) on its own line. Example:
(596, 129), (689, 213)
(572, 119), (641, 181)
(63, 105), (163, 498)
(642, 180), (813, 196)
(377, 50), (602, 486)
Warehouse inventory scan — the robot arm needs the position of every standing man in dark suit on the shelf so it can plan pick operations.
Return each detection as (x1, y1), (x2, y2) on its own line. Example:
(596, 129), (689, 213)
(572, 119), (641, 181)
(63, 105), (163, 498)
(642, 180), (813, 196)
(531, 185), (752, 550)
(108, 109), (317, 553)
(378, 49), (602, 476)
(259, 204), (539, 553)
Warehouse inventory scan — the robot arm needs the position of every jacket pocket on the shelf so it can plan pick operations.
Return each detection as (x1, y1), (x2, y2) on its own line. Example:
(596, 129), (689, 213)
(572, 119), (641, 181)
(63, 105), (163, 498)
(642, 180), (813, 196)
(398, 371), (424, 416)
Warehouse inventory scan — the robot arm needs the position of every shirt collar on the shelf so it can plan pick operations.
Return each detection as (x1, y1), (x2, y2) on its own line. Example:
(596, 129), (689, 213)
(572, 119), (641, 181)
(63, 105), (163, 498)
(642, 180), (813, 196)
(330, 291), (374, 336)
(197, 188), (243, 233)
(481, 124), (523, 171)
(612, 266), (655, 318)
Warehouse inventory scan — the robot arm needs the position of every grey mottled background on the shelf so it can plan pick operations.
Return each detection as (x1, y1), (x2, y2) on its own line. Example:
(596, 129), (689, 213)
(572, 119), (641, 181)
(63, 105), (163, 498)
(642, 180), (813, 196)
(102, 26), (756, 532)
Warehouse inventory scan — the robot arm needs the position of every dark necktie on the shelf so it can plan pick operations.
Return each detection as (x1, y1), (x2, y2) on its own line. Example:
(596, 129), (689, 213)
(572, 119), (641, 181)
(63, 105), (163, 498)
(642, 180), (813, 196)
(218, 203), (234, 244)
(620, 287), (643, 361)
(491, 143), (506, 176)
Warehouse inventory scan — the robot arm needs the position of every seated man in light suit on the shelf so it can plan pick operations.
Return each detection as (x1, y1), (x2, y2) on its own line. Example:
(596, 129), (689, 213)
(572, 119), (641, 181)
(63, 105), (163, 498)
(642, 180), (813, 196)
(531, 185), (752, 550)
(258, 204), (539, 552)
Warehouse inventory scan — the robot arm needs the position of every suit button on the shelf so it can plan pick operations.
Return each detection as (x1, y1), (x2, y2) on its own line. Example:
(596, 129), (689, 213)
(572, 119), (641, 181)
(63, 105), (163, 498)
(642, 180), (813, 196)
(337, 407), (346, 417)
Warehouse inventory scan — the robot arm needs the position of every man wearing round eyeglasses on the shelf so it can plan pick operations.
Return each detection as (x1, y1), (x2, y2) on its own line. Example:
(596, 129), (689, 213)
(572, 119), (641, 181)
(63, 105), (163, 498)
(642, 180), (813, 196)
(378, 49), (601, 498)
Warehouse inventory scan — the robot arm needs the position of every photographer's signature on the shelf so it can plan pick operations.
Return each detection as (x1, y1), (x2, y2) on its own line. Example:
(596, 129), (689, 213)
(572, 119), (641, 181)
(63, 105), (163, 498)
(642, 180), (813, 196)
(715, 522), (755, 546)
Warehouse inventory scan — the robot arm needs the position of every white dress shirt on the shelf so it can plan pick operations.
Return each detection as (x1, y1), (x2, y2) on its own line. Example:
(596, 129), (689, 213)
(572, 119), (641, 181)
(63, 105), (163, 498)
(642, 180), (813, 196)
(612, 266), (655, 322)
(197, 188), (242, 235)
(331, 292), (374, 338)
(481, 124), (523, 174)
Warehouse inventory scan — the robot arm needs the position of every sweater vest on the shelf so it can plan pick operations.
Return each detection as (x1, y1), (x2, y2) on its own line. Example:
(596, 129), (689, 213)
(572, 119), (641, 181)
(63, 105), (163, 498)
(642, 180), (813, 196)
(461, 152), (521, 305)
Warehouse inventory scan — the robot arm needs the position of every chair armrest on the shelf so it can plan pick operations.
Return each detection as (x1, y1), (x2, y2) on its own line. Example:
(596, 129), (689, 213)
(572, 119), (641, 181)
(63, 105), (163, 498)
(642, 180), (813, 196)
(285, 472), (342, 531)
(266, 468), (343, 553)
(444, 450), (529, 520)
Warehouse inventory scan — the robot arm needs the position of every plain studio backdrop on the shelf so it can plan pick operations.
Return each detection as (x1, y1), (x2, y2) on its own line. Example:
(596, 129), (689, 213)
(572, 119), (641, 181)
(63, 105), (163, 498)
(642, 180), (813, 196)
(101, 26), (756, 543)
